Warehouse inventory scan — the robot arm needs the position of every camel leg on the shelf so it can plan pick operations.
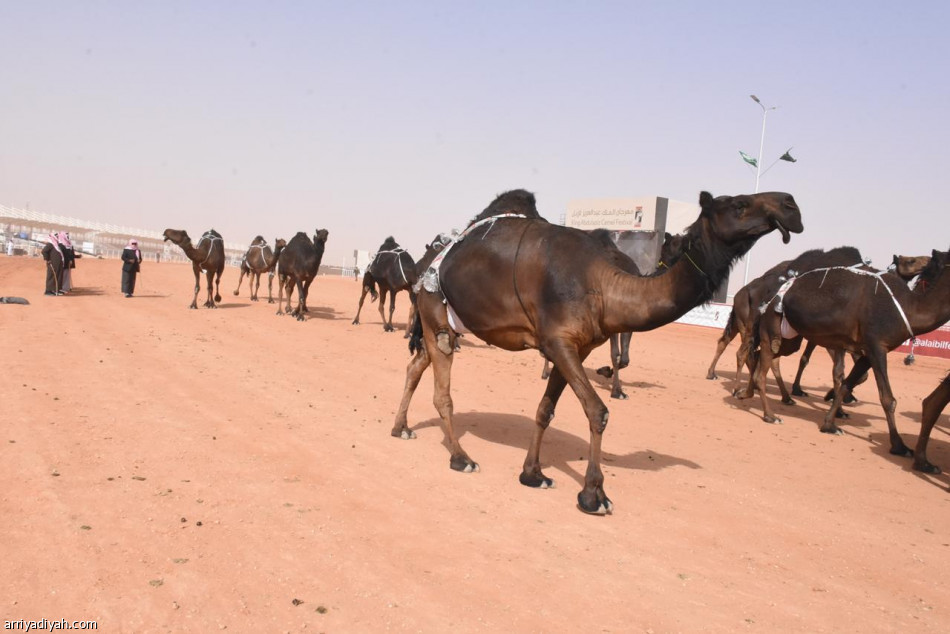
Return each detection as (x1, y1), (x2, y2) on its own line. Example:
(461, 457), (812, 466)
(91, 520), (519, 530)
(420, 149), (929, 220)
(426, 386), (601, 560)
(386, 291), (397, 333)
(771, 357), (795, 405)
(294, 280), (306, 320)
(250, 271), (260, 301)
(391, 346), (431, 440)
(820, 349), (848, 435)
(610, 332), (633, 400)
(544, 342), (612, 515)
(706, 323), (737, 380)
(302, 277), (314, 313)
(520, 364), (570, 489)
(916, 376), (950, 473)
(352, 286), (371, 325)
(377, 288), (391, 331)
(190, 264), (201, 309)
(233, 267), (247, 296)
(213, 267), (222, 303)
(596, 334), (619, 380)
(267, 272), (276, 303)
(791, 340), (817, 396)
(204, 269), (217, 308)
(732, 332), (754, 397)
(754, 337), (782, 423)
(866, 346), (911, 457)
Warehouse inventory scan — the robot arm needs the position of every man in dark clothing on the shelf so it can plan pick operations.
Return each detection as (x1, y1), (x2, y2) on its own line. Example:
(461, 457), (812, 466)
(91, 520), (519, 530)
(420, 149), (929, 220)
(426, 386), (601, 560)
(41, 233), (64, 295)
(121, 239), (142, 297)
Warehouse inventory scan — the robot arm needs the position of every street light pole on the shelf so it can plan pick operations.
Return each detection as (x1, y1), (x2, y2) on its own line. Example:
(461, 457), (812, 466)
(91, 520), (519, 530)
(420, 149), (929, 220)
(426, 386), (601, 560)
(743, 94), (777, 285)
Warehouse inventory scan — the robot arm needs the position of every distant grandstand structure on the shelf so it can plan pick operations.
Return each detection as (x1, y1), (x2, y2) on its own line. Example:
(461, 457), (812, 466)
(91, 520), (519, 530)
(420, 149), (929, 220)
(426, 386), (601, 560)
(1, 203), (247, 265)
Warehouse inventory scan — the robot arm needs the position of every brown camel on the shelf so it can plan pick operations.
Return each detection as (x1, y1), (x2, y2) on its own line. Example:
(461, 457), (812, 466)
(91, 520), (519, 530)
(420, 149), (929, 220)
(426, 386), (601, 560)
(162, 228), (226, 309)
(233, 236), (287, 303)
(352, 237), (418, 334)
(276, 229), (329, 321)
(917, 373), (950, 474)
(705, 246), (864, 396)
(789, 254), (932, 393)
(753, 248), (950, 467)
(392, 188), (803, 514)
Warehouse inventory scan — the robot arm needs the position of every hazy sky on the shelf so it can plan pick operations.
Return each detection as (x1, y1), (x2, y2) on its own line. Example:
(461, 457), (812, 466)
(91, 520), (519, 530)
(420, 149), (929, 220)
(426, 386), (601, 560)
(2, 1), (947, 291)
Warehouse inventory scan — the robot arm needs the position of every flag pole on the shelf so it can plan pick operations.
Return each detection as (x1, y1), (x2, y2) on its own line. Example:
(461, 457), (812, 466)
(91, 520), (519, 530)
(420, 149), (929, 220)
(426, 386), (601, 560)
(743, 95), (778, 286)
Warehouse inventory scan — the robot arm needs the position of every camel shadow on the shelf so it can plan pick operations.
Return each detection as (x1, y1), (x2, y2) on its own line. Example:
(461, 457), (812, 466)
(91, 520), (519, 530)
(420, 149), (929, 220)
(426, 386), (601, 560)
(412, 411), (700, 488)
(723, 378), (877, 431)
(68, 288), (106, 296)
(301, 306), (342, 321)
(213, 303), (251, 309)
(863, 428), (950, 491)
(125, 292), (171, 299)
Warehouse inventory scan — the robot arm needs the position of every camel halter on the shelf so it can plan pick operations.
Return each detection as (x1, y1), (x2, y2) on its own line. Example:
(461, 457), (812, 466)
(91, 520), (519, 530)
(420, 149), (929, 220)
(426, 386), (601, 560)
(196, 232), (222, 266)
(773, 264), (915, 340)
(372, 248), (411, 285)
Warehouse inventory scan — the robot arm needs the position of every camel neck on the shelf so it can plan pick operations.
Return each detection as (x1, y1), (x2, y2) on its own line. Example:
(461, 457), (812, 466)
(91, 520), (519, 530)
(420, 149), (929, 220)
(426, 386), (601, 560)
(904, 264), (950, 335)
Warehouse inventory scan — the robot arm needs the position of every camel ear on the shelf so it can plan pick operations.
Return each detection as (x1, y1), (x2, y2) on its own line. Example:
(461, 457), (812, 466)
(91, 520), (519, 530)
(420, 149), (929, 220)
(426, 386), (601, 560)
(699, 191), (713, 208)
(892, 254), (899, 266)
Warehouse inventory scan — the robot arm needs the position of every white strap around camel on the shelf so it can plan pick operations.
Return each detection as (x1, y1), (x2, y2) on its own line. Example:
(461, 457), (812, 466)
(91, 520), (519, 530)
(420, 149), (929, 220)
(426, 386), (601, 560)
(768, 264), (914, 340)
(372, 248), (410, 285)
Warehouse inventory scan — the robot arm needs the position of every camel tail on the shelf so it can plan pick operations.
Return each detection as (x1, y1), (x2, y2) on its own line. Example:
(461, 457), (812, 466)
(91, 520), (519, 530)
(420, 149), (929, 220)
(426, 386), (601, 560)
(362, 272), (379, 302)
(722, 307), (737, 340)
(408, 311), (423, 355)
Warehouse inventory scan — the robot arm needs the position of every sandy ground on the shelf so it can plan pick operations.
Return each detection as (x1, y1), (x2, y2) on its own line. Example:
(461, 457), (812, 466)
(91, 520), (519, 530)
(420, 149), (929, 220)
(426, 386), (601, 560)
(2, 255), (949, 633)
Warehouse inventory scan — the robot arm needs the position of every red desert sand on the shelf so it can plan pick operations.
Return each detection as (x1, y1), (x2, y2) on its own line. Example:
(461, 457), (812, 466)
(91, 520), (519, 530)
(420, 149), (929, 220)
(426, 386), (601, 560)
(2, 255), (949, 632)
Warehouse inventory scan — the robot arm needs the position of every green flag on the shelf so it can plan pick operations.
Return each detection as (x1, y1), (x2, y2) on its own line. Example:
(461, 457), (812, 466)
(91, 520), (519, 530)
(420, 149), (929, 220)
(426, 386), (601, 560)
(780, 149), (797, 163)
(739, 150), (758, 167)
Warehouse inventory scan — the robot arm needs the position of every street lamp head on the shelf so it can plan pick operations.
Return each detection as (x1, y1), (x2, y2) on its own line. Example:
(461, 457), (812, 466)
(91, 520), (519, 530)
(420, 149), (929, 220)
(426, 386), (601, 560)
(750, 94), (761, 104)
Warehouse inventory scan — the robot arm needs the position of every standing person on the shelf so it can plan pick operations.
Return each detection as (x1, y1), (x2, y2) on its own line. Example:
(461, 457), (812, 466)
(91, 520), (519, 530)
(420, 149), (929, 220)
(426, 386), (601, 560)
(41, 233), (64, 295)
(58, 231), (77, 293)
(121, 239), (142, 297)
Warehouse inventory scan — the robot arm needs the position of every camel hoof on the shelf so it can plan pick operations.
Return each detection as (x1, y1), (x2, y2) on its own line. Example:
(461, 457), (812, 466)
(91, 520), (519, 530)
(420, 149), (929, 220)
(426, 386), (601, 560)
(792, 387), (808, 397)
(577, 492), (612, 515)
(834, 409), (850, 419)
(610, 391), (628, 400)
(762, 415), (783, 424)
(889, 445), (913, 458)
(400, 430), (416, 440)
(351, 319), (359, 325)
(450, 455), (479, 473)
(781, 397), (796, 406)
(706, 372), (718, 380)
(913, 461), (941, 474)
(820, 425), (843, 436)
(596, 366), (613, 379)
(232, 290), (239, 296)
(519, 472), (555, 488)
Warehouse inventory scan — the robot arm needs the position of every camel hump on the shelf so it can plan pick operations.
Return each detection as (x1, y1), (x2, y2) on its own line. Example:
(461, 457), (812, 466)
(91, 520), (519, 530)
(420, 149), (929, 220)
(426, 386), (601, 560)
(379, 236), (400, 250)
(469, 189), (542, 225)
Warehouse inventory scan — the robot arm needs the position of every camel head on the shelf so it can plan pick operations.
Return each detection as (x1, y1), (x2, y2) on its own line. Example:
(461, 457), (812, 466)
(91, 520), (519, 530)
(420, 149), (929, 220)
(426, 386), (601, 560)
(698, 191), (803, 245)
(162, 228), (191, 246)
(274, 238), (287, 249)
(893, 254), (931, 280)
(251, 235), (266, 245)
(379, 236), (399, 251)
(425, 233), (452, 253)
(313, 229), (329, 245)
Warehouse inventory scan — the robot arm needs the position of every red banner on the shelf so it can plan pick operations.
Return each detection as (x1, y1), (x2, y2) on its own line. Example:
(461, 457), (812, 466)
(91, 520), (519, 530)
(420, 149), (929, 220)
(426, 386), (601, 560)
(896, 324), (950, 359)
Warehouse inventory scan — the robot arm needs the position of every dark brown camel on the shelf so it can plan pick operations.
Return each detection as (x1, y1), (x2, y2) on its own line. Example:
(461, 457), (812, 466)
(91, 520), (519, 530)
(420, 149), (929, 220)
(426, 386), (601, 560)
(917, 373), (950, 474)
(789, 254), (932, 393)
(352, 237), (418, 334)
(705, 246), (864, 397)
(163, 228), (226, 309)
(233, 236), (287, 303)
(276, 229), (329, 321)
(753, 249), (950, 468)
(392, 188), (802, 515)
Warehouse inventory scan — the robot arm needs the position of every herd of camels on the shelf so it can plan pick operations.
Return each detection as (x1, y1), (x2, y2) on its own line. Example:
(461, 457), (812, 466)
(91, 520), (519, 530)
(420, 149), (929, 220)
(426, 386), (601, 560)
(163, 189), (950, 514)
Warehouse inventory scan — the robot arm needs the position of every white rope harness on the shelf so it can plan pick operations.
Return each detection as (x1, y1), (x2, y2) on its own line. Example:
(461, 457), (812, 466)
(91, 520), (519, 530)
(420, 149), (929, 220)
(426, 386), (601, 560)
(770, 264), (915, 339)
(372, 248), (411, 285)
(420, 213), (529, 296)
(196, 232), (223, 266)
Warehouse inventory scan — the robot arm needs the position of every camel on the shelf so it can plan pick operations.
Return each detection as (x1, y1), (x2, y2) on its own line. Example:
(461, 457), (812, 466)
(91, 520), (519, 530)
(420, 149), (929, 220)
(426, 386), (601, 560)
(162, 228), (226, 309)
(705, 246), (864, 394)
(392, 188), (803, 514)
(916, 373), (950, 474)
(276, 229), (329, 321)
(352, 237), (418, 334)
(233, 236), (287, 302)
(789, 254), (932, 395)
(752, 248), (950, 468)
